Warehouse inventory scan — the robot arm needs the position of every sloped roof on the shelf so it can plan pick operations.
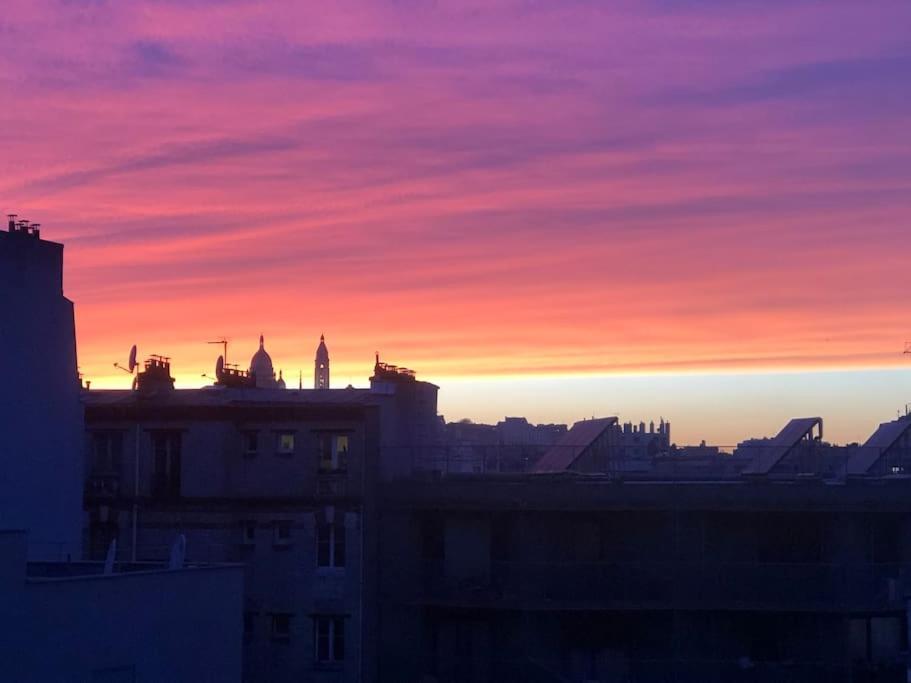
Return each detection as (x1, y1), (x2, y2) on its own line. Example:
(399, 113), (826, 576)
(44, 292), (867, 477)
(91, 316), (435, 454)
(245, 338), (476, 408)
(742, 417), (822, 475)
(532, 417), (618, 473)
(846, 415), (911, 475)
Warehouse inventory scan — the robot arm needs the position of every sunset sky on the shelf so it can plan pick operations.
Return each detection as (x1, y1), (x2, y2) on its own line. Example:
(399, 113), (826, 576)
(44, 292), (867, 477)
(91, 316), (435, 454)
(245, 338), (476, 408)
(2, 1), (909, 445)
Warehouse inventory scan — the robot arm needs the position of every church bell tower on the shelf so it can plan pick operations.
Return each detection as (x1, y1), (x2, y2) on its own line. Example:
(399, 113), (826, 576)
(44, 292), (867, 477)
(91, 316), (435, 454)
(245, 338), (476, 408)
(315, 334), (330, 389)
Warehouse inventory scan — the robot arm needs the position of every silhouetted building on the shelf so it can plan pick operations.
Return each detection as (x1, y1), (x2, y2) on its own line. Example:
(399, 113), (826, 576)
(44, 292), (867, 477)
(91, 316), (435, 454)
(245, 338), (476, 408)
(1, 218), (244, 682)
(0, 217), (83, 560)
(316, 335), (330, 389)
(83, 385), (381, 683)
(250, 335), (284, 389)
(375, 415), (911, 683)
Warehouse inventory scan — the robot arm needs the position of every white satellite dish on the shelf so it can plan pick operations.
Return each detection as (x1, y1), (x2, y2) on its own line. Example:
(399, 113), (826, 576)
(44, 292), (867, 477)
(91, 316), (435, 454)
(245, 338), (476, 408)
(168, 534), (186, 570)
(104, 539), (117, 575)
(216, 355), (225, 379)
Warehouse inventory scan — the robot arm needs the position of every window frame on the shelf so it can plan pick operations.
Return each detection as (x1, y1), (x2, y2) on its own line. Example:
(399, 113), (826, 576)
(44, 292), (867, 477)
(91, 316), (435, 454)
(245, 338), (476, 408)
(318, 434), (349, 473)
(242, 430), (258, 457)
(275, 431), (296, 456)
(241, 520), (256, 546)
(316, 522), (346, 568)
(273, 520), (292, 547)
(314, 615), (345, 664)
(270, 613), (292, 641)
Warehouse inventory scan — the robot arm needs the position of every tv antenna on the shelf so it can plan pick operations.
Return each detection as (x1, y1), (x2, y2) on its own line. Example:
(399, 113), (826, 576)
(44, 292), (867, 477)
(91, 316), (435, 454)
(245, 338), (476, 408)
(208, 338), (229, 366)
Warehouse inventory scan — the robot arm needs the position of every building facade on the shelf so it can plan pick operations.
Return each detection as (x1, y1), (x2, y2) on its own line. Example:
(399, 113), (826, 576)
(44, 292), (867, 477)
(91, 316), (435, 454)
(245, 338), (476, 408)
(1, 217), (244, 682)
(83, 382), (382, 683)
(376, 416), (911, 683)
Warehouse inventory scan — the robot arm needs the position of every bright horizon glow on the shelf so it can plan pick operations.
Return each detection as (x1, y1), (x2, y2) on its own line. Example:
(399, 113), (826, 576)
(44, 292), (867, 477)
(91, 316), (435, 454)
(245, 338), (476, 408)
(3, 0), (909, 444)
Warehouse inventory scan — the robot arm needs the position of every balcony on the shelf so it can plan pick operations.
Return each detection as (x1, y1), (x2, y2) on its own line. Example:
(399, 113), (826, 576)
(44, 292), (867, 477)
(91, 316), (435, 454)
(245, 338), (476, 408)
(401, 560), (911, 612)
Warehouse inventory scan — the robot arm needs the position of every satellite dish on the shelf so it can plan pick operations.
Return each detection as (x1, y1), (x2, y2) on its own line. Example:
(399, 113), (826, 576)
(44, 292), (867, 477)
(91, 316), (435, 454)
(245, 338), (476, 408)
(169, 534), (186, 570)
(216, 355), (225, 379)
(128, 344), (138, 373)
(104, 539), (117, 575)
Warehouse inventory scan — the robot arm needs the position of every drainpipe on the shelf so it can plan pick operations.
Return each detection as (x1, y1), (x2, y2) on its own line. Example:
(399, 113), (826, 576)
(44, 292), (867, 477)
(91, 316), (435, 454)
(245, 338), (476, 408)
(132, 422), (139, 562)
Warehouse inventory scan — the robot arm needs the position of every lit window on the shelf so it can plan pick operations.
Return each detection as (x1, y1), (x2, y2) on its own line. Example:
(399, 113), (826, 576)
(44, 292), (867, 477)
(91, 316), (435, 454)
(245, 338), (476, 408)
(271, 613), (291, 640)
(319, 434), (349, 472)
(314, 616), (345, 663)
(317, 523), (346, 568)
(276, 432), (295, 455)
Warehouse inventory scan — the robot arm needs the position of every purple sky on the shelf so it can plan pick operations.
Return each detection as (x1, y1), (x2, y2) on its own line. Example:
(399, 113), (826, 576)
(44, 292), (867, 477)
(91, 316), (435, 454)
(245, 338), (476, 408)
(1, 0), (909, 442)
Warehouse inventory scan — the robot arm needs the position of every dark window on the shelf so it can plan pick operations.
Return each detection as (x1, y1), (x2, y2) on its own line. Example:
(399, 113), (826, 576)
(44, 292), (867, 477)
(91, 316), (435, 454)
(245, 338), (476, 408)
(491, 515), (514, 562)
(244, 612), (255, 638)
(273, 521), (292, 547)
(314, 616), (345, 663)
(242, 520), (256, 545)
(318, 434), (349, 472)
(756, 514), (822, 563)
(151, 431), (181, 498)
(92, 431), (123, 474)
(242, 431), (258, 456)
(421, 514), (445, 561)
(871, 515), (902, 563)
(271, 613), (291, 640)
(317, 523), (345, 567)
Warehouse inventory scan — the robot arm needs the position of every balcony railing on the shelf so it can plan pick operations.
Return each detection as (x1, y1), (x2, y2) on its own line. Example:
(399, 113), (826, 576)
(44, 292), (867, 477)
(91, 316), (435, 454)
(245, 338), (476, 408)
(394, 560), (911, 611)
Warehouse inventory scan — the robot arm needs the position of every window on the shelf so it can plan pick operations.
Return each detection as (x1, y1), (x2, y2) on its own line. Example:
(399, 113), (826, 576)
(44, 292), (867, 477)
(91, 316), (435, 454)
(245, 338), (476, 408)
(271, 613), (291, 640)
(314, 616), (345, 664)
(318, 434), (349, 473)
(244, 612), (255, 639)
(421, 514), (445, 561)
(276, 432), (295, 455)
(274, 520), (292, 547)
(242, 520), (256, 546)
(317, 523), (346, 568)
(151, 431), (181, 498)
(242, 431), (258, 457)
(92, 431), (123, 474)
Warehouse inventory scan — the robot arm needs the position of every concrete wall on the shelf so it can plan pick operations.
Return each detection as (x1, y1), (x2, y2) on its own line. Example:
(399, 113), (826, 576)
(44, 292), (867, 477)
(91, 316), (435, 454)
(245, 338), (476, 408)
(1, 531), (244, 683)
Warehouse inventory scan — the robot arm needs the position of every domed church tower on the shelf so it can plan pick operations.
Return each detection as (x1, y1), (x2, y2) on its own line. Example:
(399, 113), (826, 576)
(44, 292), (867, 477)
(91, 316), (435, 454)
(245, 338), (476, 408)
(250, 334), (279, 388)
(315, 334), (330, 389)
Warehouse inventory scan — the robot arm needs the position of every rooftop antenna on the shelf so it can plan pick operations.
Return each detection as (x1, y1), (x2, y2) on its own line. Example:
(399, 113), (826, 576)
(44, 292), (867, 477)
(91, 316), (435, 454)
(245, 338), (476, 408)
(114, 344), (139, 389)
(114, 344), (138, 374)
(208, 338), (229, 366)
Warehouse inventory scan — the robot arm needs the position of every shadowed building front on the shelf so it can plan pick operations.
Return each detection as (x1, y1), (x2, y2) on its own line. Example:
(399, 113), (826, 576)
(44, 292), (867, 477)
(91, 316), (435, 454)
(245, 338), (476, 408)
(0, 217), (244, 682)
